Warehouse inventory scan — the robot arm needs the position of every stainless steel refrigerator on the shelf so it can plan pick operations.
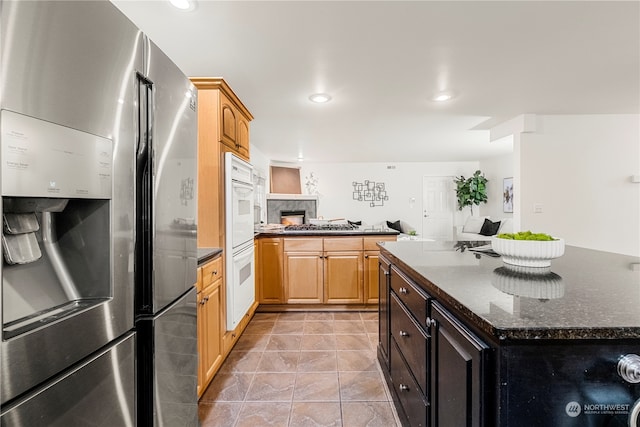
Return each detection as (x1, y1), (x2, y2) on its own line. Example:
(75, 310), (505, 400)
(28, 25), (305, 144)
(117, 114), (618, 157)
(0, 1), (198, 425)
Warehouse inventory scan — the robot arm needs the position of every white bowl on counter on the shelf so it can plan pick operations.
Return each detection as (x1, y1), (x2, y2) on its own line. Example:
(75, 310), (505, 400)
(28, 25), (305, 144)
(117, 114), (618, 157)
(491, 236), (565, 267)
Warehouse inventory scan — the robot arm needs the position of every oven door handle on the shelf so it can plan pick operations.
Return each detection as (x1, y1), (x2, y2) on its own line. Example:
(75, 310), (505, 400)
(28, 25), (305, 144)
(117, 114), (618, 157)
(232, 181), (254, 191)
(234, 243), (255, 261)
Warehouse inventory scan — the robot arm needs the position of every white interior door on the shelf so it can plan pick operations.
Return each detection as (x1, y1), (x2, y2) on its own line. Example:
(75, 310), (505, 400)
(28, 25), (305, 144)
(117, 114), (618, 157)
(422, 176), (454, 240)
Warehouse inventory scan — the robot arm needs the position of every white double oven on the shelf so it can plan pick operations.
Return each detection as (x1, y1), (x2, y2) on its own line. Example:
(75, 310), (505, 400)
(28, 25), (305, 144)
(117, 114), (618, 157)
(224, 153), (255, 330)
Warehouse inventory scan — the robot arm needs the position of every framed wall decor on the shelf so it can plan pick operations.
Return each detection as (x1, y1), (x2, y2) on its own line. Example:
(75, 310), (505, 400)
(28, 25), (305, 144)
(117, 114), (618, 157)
(503, 177), (514, 213)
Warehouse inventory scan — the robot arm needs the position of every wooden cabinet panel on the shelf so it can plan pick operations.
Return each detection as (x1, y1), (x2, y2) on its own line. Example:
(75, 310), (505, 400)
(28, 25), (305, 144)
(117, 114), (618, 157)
(323, 237), (362, 251)
(364, 251), (380, 304)
(284, 238), (323, 251)
(257, 238), (284, 303)
(430, 302), (489, 427)
(237, 114), (250, 158)
(219, 91), (237, 150)
(363, 235), (396, 251)
(284, 252), (323, 303)
(391, 266), (429, 325)
(391, 293), (429, 396)
(324, 251), (363, 304)
(390, 340), (429, 427)
(197, 257), (223, 398)
(378, 256), (391, 369)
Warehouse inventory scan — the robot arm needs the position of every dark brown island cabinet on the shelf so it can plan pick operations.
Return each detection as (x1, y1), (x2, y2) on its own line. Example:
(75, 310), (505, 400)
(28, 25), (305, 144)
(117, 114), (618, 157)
(377, 240), (640, 427)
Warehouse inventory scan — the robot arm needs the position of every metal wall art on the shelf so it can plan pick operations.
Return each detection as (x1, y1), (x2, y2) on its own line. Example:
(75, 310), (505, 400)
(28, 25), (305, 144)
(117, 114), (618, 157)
(353, 180), (388, 207)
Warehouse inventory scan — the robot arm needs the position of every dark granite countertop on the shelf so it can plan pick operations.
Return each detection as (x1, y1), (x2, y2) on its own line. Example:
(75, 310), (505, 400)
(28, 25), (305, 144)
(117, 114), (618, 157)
(255, 229), (400, 238)
(198, 247), (222, 265)
(379, 240), (640, 341)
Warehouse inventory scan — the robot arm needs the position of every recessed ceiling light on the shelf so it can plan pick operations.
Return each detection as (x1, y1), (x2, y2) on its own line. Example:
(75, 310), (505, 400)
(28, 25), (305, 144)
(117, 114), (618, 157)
(433, 92), (454, 102)
(309, 93), (332, 103)
(169, 0), (193, 10)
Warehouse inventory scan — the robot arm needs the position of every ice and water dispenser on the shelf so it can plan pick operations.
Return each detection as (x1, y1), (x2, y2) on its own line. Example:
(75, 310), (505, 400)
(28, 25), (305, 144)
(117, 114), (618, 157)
(1, 111), (112, 339)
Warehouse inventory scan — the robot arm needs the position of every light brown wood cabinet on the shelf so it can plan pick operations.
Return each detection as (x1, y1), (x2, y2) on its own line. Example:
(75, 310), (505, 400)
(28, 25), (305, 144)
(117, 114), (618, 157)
(256, 235), (397, 307)
(323, 237), (363, 304)
(257, 237), (285, 303)
(191, 77), (253, 248)
(284, 238), (324, 303)
(197, 256), (223, 398)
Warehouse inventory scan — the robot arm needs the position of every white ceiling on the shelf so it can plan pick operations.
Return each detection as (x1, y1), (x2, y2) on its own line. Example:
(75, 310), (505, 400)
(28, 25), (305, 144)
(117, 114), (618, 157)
(111, 0), (639, 164)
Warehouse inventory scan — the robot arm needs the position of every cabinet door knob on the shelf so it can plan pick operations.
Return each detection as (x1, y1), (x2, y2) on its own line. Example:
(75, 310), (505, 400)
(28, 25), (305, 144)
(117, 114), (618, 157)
(399, 287), (408, 294)
(426, 317), (436, 328)
(364, 255), (369, 259)
(399, 330), (409, 337)
(618, 354), (640, 383)
(213, 269), (218, 275)
(383, 270), (390, 276)
(399, 384), (410, 392)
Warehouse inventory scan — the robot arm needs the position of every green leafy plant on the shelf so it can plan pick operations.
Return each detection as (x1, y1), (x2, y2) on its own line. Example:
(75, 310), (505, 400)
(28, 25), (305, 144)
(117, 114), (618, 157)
(497, 231), (557, 241)
(454, 170), (488, 215)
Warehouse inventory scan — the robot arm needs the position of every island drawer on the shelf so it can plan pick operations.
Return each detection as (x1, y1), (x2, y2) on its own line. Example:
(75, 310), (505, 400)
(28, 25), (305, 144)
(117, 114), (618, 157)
(391, 340), (428, 427)
(390, 265), (429, 325)
(364, 235), (396, 251)
(391, 292), (428, 396)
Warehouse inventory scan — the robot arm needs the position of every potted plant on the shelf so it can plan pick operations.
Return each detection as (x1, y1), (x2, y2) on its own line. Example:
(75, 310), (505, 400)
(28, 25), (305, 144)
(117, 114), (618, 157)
(454, 170), (488, 215)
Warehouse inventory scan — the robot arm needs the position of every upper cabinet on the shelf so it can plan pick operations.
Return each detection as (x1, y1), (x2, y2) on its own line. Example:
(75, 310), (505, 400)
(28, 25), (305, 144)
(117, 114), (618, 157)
(191, 78), (253, 161)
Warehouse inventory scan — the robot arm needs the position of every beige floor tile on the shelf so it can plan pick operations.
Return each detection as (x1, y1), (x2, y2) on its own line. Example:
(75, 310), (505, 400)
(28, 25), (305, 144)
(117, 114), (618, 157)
(290, 402), (342, 426)
(277, 312), (307, 321)
(341, 401), (399, 427)
(337, 350), (378, 371)
(272, 321), (305, 335)
(333, 312), (362, 321)
(266, 334), (302, 351)
(363, 320), (379, 334)
(300, 334), (337, 351)
(198, 311), (401, 426)
(257, 351), (300, 372)
(333, 320), (366, 334)
(335, 334), (372, 350)
(219, 351), (262, 373)
(339, 371), (388, 401)
(252, 312), (280, 322)
(199, 401), (241, 427)
(244, 321), (275, 335)
(200, 373), (254, 402)
(293, 372), (340, 401)
(303, 320), (335, 334)
(305, 312), (334, 321)
(233, 334), (270, 352)
(245, 372), (296, 401)
(235, 402), (291, 427)
(359, 311), (379, 321)
(297, 351), (337, 372)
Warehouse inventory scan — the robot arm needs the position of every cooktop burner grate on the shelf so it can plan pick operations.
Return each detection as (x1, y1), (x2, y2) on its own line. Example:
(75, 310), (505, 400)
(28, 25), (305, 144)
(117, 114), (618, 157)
(284, 224), (356, 231)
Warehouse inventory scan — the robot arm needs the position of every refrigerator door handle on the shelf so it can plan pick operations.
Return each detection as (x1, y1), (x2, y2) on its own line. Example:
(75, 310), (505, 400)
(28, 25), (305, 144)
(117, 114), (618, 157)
(135, 74), (154, 315)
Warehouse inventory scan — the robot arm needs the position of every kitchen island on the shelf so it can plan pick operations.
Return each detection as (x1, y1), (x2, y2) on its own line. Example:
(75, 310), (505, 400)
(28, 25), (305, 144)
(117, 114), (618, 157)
(254, 229), (398, 309)
(377, 240), (640, 427)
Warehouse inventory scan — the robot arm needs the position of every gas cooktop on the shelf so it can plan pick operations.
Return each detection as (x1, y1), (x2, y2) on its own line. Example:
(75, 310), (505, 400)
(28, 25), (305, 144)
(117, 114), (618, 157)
(284, 224), (356, 232)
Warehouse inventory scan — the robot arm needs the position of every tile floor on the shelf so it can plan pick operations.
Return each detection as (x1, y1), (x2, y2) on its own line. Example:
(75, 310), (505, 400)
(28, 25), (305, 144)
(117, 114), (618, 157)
(199, 311), (401, 427)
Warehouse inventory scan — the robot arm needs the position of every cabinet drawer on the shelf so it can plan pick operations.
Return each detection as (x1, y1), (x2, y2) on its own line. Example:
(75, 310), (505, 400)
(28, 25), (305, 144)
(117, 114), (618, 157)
(284, 238), (323, 251)
(391, 293), (428, 396)
(201, 256), (223, 288)
(390, 266), (429, 325)
(323, 237), (362, 251)
(391, 340), (428, 427)
(363, 235), (396, 251)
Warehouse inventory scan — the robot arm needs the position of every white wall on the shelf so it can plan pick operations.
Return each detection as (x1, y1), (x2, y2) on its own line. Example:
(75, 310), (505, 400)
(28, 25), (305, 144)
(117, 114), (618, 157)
(520, 114), (640, 256)
(480, 152), (514, 221)
(297, 161), (478, 235)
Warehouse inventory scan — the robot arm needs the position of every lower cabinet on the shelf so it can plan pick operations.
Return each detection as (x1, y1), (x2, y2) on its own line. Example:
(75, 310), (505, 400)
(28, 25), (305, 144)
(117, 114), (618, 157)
(430, 302), (490, 427)
(257, 235), (396, 307)
(380, 260), (491, 427)
(197, 256), (223, 398)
